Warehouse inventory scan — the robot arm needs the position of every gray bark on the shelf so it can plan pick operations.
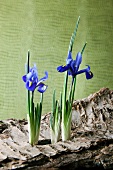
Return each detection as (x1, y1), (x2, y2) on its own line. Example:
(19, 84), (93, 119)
(0, 88), (113, 169)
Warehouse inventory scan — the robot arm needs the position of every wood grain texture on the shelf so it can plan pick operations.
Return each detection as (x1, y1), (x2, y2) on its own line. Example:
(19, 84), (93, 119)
(0, 0), (113, 119)
(0, 88), (113, 169)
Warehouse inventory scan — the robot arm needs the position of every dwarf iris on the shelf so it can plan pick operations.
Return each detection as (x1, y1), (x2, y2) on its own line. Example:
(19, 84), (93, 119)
(22, 64), (48, 93)
(57, 44), (93, 141)
(57, 50), (93, 80)
(22, 51), (48, 145)
(52, 16), (94, 142)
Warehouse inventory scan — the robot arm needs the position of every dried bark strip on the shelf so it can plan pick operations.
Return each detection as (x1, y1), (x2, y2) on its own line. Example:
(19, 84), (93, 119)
(0, 88), (113, 169)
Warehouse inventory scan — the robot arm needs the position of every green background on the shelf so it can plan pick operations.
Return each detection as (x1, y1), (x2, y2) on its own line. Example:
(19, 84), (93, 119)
(0, 0), (113, 120)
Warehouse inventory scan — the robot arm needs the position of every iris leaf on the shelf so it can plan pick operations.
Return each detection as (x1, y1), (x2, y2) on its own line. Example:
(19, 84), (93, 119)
(81, 42), (87, 55)
(50, 90), (61, 143)
(68, 16), (80, 52)
(26, 51), (30, 115)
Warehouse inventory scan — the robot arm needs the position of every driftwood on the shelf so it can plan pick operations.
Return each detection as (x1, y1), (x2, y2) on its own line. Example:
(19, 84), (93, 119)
(0, 87), (113, 170)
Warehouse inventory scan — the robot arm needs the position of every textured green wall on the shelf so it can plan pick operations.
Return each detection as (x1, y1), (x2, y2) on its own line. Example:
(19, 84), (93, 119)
(0, 0), (113, 119)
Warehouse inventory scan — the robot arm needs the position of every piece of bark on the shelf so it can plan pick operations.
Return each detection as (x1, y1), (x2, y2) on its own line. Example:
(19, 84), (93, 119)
(0, 87), (113, 169)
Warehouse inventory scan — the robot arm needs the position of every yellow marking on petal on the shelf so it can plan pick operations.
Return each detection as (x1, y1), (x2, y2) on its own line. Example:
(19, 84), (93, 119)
(29, 81), (32, 87)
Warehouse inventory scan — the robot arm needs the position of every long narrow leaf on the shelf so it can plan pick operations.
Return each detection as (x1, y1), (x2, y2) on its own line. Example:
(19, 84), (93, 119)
(59, 92), (62, 114)
(68, 16), (80, 52)
(39, 102), (42, 124)
(36, 101), (42, 129)
(55, 100), (58, 122)
(81, 42), (87, 55)
(52, 89), (56, 115)
(36, 103), (39, 122)
(26, 51), (30, 115)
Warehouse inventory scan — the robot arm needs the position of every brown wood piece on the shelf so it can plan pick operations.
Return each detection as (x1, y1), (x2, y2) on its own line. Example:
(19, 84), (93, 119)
(0, 88), (113, 169)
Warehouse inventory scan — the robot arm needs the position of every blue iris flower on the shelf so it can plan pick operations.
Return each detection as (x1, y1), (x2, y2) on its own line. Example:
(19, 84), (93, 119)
(57, 51), (93, 79)
(22, 64), (48, 93)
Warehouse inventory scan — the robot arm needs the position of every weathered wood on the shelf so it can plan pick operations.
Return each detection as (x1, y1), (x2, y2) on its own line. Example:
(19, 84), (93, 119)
(0, 88), (113, 169)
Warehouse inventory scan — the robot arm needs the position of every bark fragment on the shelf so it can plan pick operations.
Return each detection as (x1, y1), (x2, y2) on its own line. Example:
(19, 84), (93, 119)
(0, 88), (113, 169)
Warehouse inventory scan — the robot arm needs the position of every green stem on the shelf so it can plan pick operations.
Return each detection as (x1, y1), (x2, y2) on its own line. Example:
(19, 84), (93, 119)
(71, 76), (76, 103)
(68, 77), (74, 102)
(62, 71), (68, 118)
(62, 72), (69, 141)
(40, 92), (43, 104)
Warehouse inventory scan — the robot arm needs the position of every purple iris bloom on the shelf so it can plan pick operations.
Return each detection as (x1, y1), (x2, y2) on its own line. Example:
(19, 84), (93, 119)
(57, 51), (93, 79)
(22, 64), (48, 93)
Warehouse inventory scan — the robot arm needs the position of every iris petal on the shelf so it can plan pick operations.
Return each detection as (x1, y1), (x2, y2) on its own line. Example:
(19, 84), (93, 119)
(26, 72), (33, 80)
(56, 50), (93, 80)
(31, 64), (38, 75)
(76, 65), (90, 75)
(37, 83), (48, 93)
(76, 65), (93, 79)
(22, 64), (48, 93)
(22, 75), (27, 82)
(38, 71), (48, 84)
(85, 71), (93, 79)
(70, 60), (76, 73)
(66, 51), (72, 65)
(29, 65), (38, 82)
(26, 81), (37, 91)
(74, 52), (82, 72)
(57, 64), (70, 72)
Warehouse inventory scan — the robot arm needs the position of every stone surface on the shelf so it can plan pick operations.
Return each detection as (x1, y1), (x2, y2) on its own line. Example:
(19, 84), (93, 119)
(0, 88), (113, 169)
